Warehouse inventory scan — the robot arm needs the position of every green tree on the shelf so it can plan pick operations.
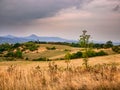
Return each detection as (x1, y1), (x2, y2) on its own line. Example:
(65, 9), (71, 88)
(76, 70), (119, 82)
(104, 41), (113, 48)
(79, 30), (90, 48)
(13, 43), (21, 48)
(79, 30), (90, 69)
(24, 42), (39, 51)
(4, 49), (23, 59)
(0, 43), (13, 52)
(15, 49), (23, 58)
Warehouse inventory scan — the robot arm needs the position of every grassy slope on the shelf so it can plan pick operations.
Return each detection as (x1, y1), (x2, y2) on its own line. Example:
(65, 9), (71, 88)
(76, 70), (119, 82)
(0, 44), (118, 69)
(23, 44), (80, 60)
(0, 54), (120, 90)
(0, 43), (119, 90)
(0, 54), (120, 69)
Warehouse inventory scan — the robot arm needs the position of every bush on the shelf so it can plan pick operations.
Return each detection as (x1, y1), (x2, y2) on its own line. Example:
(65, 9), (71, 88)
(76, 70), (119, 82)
(112, 46), (120, 53)
(14, 50), (23, 58)
(0, 43), (13, 52)
(13, 43), (21, 48)
(86, 50), (96, 57)
(64, 51), (82, 59)
(65, 53), (72, 60)
(85, 50), (107, 57)
(64, 50), (107, 59)
(4, 51), (14, 57)
(71, 51), (82, 59)
(24, 42), (39, 51)
(25, 57), (29, 60)
(46, 46), (56, 50)
(96, 50), (108, 56)
(4, 50), (23, 59)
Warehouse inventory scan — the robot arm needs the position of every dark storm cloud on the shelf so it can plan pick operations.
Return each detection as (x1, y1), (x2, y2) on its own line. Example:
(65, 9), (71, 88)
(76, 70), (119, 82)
(0, 0), (93, 26)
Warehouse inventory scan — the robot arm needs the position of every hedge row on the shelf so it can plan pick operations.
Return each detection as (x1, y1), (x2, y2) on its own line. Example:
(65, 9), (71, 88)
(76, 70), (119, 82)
(65, 50), (107, 59)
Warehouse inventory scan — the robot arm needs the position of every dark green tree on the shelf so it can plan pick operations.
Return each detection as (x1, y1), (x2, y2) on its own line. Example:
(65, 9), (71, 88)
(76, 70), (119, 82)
(24, 42), (39, 51)
(14, 49), (23, 58)
(13, 43), (21, 48)
(104, 41), (113, 48)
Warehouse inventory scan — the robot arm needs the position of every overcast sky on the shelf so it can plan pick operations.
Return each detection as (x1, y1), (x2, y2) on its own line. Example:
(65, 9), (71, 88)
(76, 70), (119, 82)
(0, 0), (120, 42)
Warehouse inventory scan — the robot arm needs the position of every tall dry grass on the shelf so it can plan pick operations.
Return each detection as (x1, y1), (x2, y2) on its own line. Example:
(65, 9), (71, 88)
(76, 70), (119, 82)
(0, 62), (120, 90)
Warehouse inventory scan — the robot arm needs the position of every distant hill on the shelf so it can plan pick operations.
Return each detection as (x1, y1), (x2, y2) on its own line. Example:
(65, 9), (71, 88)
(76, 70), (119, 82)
(0, 34), (119, 45)
(0, 34), (77, 44)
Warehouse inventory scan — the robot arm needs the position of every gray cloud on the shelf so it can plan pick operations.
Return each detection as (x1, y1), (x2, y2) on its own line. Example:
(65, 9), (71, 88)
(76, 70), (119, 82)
(0, 0), (93, 26)
(113, 5), (120, 11)
(0, 0), (120, 42)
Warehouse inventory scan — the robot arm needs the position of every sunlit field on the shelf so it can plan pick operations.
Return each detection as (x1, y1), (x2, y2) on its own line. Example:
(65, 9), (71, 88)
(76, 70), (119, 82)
(0, 54), (120, 90)
(0, 42), (120, 90)
(1, 0), (120, 89)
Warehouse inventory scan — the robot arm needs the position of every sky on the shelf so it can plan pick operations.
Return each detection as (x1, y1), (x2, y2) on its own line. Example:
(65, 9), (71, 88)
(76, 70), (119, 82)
(0, 0), (120, 42)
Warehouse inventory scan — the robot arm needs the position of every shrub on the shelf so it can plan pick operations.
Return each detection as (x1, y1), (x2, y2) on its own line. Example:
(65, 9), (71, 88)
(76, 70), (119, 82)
(71, 51), (82, 59)
(25, 57), (29, 60)
(96, 50), (108, 56)
(104, 41), (113, 48)
(83, 50), (107, 58)
(86, 50), (96, 57)
(14, 50), (23, 58)
(24, 42), (39, 51)
(4, 50), (23, 59)
(46, 46), (56, 50)
(13, 43), (21, 48)
(112, 46), (120, 53)
(64, 51), (82, 59)
(65, 53), (72, 60)
(64, 50), (107, 59)
(4, 51), (14, 57)
(0, 43), (13, 52)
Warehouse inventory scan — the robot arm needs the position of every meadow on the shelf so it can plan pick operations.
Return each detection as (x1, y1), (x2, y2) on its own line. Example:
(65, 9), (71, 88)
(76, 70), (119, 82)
(0, 54), (120, 90)
(0, 43), (120, 90)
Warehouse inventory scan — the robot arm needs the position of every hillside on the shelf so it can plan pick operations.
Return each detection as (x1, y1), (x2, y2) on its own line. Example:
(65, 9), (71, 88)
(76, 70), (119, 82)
(0, 54), (120, 69)
(0, 43), (120, 90)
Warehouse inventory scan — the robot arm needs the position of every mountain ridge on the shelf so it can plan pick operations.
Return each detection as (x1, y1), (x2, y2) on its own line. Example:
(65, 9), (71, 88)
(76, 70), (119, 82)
(0, 34), (119, 45)
(0, 34), (77, 44)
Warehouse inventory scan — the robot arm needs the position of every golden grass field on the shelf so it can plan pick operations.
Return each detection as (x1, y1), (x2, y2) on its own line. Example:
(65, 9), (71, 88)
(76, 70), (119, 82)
(23, 44), (81, 60)
(0, 54), (120, 90)
(0, 44), (120, 90)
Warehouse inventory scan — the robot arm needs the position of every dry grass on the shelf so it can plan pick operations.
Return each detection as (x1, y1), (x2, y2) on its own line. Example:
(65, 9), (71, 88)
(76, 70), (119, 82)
(0, 61), (120, 90)
(0, 54), (120, 69)
(23, 44), (81, 60)
(0, 54), (120, 90)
